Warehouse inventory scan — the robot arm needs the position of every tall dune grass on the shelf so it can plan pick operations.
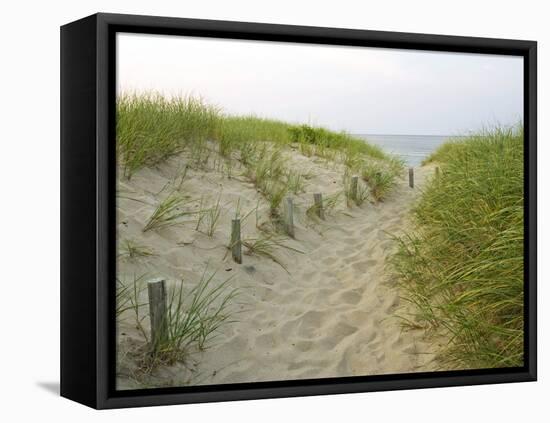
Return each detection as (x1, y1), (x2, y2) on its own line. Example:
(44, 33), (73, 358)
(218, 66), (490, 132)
(390, 126), (524, 369)
(289, 124), (388, 160)
(117, 93), (396, 171)
(117, 93), (403, 202)
(117, 93), (220, 178)
(219, 115), (292, 155)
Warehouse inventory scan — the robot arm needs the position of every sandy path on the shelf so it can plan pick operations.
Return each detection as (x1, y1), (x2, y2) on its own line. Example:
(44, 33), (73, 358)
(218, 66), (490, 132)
(116, 150), (440, 389)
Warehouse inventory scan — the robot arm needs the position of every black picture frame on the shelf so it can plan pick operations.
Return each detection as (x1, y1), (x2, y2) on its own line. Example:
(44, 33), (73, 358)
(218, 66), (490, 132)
(60, 12), (537, 409)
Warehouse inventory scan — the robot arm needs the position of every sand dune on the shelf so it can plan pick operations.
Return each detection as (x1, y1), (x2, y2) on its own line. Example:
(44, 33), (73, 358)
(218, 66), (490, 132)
(116, 146), (442, 389)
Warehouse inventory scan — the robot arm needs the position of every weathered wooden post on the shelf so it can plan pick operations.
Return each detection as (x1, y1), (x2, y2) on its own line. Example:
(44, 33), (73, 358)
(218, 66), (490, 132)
(313, 193), (325, 219)
(435, 166), (440, 178)
(409, 167), (414, 188)
(230, 218), (242, 264)
(147, 278), (167, 352)
(285, 196), (295, 238)
(350, 176), (359, 202)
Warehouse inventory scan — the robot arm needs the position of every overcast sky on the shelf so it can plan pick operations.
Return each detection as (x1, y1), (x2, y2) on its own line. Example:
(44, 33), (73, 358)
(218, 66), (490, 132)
(117, 33), (523, 136)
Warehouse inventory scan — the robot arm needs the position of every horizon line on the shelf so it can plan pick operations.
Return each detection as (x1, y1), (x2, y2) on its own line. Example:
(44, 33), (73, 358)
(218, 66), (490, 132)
(352, 132), (467, 137)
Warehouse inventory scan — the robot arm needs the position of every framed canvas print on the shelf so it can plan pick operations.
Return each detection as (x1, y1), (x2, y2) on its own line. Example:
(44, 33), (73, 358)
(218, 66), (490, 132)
(60, 13), (537, 409)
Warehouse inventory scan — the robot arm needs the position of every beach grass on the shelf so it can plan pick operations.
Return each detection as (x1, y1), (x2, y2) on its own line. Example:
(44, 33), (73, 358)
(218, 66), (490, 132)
(361, 160), (403, 202)
(390, 126), (524, 369)
(289, 124), (388, 161)
(117, 93), (220, 178)
(344, 172), (370, 207)
(116, 274), (149, 339)
(118, 239), (155, 259)
(122, 266), (240, 372)
(115, 93), (527, 386)
(116, 278), (133, 318)
(143, 193), (198, 232)
(243, 232), (304, 272)
(117, 93), (398, 174)
(286, 170), (305, 195)
(195, 192), (224, 237)
(220, 115), (292, 151)
(160, 267), (239, 358)
(117, 93), (404, 223)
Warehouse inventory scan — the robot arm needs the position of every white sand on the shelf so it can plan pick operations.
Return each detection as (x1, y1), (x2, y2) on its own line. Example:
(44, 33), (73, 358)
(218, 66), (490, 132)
(116, 146), (442, 389)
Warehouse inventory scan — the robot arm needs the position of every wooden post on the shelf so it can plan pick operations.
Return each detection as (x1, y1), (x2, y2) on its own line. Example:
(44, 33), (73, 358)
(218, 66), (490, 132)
(350, 176), (358, 202)
(285, 196), (295, 238)
(147, 278), (167, 352)
(231, 218), (242, 264)
(435, 166), (440, 178)
(313, 193), (325, 219)
(408, 167), (414, 188)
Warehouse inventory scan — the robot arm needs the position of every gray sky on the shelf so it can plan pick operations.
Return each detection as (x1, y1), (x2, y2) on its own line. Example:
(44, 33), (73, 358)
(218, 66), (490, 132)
(117, 33), (523, 136)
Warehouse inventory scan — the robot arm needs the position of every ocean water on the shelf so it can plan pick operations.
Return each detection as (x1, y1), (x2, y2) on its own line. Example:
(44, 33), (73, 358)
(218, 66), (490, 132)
(355, 134), (453, 167)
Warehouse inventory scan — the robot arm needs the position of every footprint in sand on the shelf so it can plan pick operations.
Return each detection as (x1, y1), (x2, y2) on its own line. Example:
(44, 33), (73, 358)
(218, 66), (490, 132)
(350, 259), (377, 273)
(342, 236), (361, 246)
(319, 321), (358, 349)
(343, 253), (360, 264)
(336, 248), (354, 258)
(359, 225), (376, 237)
(375, 350), (386, 364)
(391, 336), (404, 349)
(308, 288), (338, 306)
(295, 310), (326, 337)
(322, 256), (339, 266)
(257, 286), (277, 302)
(378, 240), (394, 251)
(382, 294), (400, 313)
(294, 367), (328, 379)
(376, 231), (390, 241)
(254, 332), (278, 349)
(301, 270), (318, 282)
(337, 289), (363, 305)
(363, 330), (379, 344)
(293, 340), (313, 352)
(287, 358), (329, 375)
(321, 270), (338, 280)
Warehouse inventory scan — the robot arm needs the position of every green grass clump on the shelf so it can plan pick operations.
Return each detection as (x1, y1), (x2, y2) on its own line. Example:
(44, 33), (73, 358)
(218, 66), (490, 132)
(241, 145), (290, 216)
(289, 124), (389, 161)
(195, 193), (224, 237)
(143, 193), (197, 232)
(286, 170), (305, 195)
(116, 278), (133, 318)
(243, 232), (304, 272)
(344, 173), (370, 207)
(265, 183), (289, 217)
(390, 126), (524, 369)
(118, 239), (155, 259)
(219, 115), (291, 151)
(122, 266), (240, 370)
(305, 191), (343, 221)
(298, 142), (316, 157)
(159, 267), (239, 359)
(117, 93), (220, 178)
(361, 158), (403, 202)
(116, 274), (149, 339)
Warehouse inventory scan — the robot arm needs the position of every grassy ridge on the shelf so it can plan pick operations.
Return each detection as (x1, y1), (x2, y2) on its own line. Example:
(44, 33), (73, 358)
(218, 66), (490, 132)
(391, 126), (524, 369)
(117, 93), (403, 203)
(220, 116), (292, 152)
(117, 94), (393, 166)
(288, 124), (387, 160)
